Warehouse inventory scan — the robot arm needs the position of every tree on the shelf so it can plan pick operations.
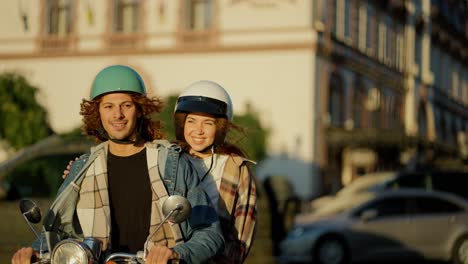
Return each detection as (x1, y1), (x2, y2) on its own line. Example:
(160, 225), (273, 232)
(0, 72), (53, 149)
(229, 102), (268, 161)
(156, 95), (178, 140)
(156, 95), (268, 162)
(0, 72), (59, 198)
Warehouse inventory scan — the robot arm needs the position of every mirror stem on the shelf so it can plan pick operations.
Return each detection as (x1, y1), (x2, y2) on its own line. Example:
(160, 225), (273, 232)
(143, 204), (183, 259)
(22, 213), (43, 258)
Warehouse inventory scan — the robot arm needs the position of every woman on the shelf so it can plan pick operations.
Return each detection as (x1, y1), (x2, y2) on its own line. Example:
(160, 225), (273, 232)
(173, 80), (257, 263)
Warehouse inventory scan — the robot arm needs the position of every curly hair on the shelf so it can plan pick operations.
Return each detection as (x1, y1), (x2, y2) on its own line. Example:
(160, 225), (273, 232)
(173, 112), (247, 157)
(80, 93), (164, 143)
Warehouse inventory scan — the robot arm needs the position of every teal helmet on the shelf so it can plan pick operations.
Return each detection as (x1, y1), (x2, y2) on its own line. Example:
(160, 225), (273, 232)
(90, 65), (146, 100)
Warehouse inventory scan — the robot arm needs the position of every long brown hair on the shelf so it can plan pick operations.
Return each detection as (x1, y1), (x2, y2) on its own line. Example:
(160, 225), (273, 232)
(173, 112), (247, 157)
(80, 93), (164, 142)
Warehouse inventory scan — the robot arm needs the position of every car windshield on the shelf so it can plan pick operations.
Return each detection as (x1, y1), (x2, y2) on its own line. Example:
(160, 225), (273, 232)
(312, 192), (375, 218)
(336, 172), (395, 196)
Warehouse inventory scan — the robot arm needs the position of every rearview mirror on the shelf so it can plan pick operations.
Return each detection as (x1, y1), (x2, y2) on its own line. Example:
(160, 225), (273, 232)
(19, 199), (42, 224)
(162, 195), (192, 224)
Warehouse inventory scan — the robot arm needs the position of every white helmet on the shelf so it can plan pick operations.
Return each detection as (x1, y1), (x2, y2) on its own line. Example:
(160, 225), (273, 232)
(174, 80), (233, 121)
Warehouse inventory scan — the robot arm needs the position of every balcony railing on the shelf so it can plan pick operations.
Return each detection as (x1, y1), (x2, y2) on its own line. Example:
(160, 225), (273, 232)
(38, 35), (76, 52)
(105, 33), (145, 50)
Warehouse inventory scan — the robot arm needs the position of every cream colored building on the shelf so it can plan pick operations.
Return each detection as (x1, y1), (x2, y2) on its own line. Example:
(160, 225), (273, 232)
(0, 0), (467, 199)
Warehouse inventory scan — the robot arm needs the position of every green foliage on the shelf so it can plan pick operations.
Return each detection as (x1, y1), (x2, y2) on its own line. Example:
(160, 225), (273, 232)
(156, 95), (268, 162)
(5, 154), (77, 198)
(0, 72), (59, 198)
(230, 105), (269, 161)
(0, 72), (53, 149)
(156, 95), (178, 141)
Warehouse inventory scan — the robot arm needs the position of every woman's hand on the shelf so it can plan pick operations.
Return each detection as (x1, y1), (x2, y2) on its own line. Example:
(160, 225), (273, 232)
(62, 158), (78, 179)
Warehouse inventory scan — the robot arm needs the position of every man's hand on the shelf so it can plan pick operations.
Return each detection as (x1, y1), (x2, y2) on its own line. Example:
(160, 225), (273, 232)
(145, 245), (179, 264)
(11, 247), (36, 264)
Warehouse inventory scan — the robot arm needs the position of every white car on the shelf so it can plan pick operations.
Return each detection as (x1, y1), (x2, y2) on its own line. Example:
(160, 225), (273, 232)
(309, 171), (396, 211)
(279, 189), (468, 264)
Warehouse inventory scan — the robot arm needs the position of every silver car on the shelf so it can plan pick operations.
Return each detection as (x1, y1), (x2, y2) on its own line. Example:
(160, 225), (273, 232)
(279, 189), (468, 264)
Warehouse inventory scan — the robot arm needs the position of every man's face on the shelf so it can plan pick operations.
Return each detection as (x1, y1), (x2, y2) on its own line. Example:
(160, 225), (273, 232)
(99, 93), (139, 141)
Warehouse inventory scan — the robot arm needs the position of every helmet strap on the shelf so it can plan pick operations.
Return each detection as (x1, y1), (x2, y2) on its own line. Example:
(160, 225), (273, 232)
(97, 120), (143, 146)
(199, 146), (215, 182)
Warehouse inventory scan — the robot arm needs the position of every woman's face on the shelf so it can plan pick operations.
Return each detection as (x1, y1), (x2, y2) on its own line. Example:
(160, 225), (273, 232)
(184, 112), (217, 158)
(99, 93), (139, 141)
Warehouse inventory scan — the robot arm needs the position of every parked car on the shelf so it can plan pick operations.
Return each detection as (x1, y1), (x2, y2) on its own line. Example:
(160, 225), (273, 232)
(310, 169), (468, 213)
(278, 189), (468, 264)
(309, 171), (396, 211)
(378, 169), (468, 200)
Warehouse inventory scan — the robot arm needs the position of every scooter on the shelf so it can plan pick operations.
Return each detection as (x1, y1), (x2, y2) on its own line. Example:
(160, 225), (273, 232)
(19, 195), (192, 264)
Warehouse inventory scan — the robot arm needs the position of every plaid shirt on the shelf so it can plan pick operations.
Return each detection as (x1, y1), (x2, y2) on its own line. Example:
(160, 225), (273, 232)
(212, 155), (257, 264)
(76, 141), (184, 251)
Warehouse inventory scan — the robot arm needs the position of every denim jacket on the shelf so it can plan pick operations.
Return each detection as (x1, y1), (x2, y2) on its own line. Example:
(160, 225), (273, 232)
(33, 140), (224, 263)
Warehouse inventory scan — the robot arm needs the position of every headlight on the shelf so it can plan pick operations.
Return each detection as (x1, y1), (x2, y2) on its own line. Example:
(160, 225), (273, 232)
(51, 239), (93, 264)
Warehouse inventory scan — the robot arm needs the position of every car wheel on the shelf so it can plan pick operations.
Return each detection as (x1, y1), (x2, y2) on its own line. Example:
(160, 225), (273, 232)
(314, 236), (349, 264)
(453, 235), (468, 264)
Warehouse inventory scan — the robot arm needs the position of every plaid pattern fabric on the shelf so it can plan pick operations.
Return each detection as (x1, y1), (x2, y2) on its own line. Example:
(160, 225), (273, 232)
(214, 155), (257, 264)
(76, 142), (183, 251)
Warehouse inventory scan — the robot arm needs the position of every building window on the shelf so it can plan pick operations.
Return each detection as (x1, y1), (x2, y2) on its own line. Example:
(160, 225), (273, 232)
(365, 5), (376, 55)
(333, 0), (353, 43)
(353, 76), (367, 129)
(46, 0), (72, 36)
(329, 72), (345, 127)
(418, 101), (428, 138)
(331, 0), (338, 37)
(367, 87), (382, 128)
(390, 93), (404, 129)
(396, 24), (405, 71)
(107, 0), (144, 49)
(178, 0), (217, 45)
(463, 67), (468, 104)
(415, 32), (423, 77)
(386, 17), (396, 67)
(431, 45), (441, 89)
(185, 0), (213, 31)
(350, 0), (359, 47)
(113, 0), (140, 33)
(438, 110), (447, 142)
(357, 3), (366, 51)
(344, 0), (351, 40)
(40, 0), (75, 51)
(452, 62), (460, 99)
(450, 114), (458, 144)
(380, 89), (392, 129)
(378, 17), (386, 63)
(443, 54), (452, 95)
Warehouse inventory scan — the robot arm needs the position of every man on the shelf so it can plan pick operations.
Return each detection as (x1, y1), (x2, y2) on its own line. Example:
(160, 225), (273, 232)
(11, 65), (224, 264)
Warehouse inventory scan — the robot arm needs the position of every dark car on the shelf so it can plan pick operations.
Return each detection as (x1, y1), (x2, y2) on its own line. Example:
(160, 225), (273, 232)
(378, 169), (468, 200)
(278, 189), (468, 264)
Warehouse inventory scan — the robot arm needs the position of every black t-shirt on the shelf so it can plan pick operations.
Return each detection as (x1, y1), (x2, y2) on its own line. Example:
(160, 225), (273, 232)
(107, 148), (152, 253)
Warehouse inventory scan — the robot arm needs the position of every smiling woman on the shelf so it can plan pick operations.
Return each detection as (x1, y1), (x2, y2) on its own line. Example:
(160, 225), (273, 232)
(183, 113), (218, 158)
(173, 80), (258, 263)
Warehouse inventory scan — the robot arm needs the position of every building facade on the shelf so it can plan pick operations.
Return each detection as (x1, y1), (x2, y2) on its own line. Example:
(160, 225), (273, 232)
(0, 0), (466, 199)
